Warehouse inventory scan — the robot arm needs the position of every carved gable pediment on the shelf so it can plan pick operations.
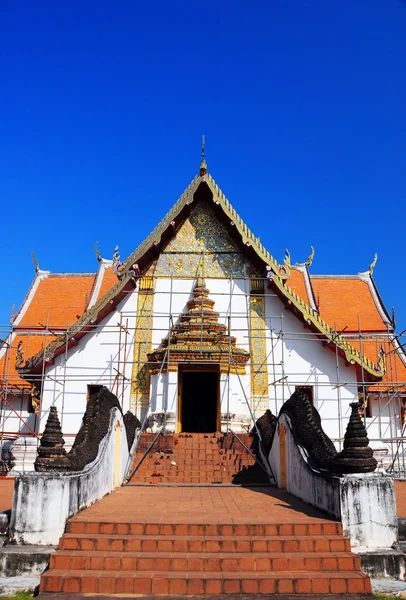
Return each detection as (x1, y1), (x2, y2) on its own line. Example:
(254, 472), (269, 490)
(153, 200), (261, 279)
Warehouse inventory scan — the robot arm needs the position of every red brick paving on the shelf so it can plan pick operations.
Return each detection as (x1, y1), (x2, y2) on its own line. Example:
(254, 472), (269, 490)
(129, 433), (268, 485)
(38, 595), (375, 600)
(0, 477), (14, 513)
(40, 485), (372, 596)
(69, 485), (338, 525)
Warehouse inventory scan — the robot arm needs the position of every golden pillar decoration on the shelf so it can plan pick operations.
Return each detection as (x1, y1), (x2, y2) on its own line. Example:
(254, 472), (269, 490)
(249, 279), (269, 413)
(130, 277), (154, 412)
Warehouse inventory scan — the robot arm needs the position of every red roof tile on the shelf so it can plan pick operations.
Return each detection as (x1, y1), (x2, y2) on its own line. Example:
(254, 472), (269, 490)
(96, 267), (118, 302)
(20, 274), (96, 329)
(311, 277), (387, 332)
(288, 268), (310, 306)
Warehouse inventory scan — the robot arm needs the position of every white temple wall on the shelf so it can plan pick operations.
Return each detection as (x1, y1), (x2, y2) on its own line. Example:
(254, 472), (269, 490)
(148, 277), (361, 438)
(151, 278), (253, 430)
(264, 288), (358, 443)
(34, 275), (377, 446)
(150, 372), (178, 415)
(40, 291), (138, 438)
(219, 372), (250, 416)
(0, 393), (36, 439)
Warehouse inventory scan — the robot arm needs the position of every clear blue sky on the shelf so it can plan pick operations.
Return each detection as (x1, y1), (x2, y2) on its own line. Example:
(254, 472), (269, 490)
(1, 1), (405, 338)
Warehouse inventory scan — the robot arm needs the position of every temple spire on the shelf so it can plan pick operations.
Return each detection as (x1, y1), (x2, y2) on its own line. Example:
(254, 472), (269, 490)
(199, 135), (207, 175)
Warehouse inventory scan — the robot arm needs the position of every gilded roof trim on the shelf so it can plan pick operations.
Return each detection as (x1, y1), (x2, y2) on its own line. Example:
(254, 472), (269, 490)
(271, 272), (385, 378)
(120, 174), (283, 277)
(18, 273), (131, 374)
(18, 170), (385, 379)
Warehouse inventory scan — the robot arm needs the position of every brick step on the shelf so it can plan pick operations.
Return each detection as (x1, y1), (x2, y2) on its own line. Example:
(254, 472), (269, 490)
(133, 460), (254, 468)
(41, 568), (372, 595)
(66, 520), (342, 536)
(138, 458), (253, 464)
(133, 467), (253, 474)
(130, 478), (261, 484)
(131, 474), (244, 485)
(131, 473), (247, 478)
(140, 454), (252, 460)
(141, 451), (251, 458)
(133, 467), (254, 474)
(50, 550), (361, 572)
(136, 454), (255, 465)
(133, 467), (252, 475)
(129, 480), (249, 485)
(60, 534), (349, 553)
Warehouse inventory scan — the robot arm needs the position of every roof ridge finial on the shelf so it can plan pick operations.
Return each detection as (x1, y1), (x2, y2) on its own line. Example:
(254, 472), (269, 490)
(200, 134), (207, 176)
(94, 241), (102, 262)
(32, 251), (39, 273)
(368, 253), (378, 276)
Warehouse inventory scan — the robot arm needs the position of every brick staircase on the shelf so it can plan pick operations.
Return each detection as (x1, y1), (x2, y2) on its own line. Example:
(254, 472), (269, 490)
(41, 515), (371, 595)
(128, 432), (269, 485)
(38, 433), (373, 597)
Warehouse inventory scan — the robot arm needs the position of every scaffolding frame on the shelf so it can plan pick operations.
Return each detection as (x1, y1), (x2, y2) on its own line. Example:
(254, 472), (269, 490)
(1, 275), (405, 476)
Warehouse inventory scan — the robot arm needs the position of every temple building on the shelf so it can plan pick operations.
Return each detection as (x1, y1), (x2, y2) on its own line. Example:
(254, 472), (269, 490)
(1, 150), (405, 473)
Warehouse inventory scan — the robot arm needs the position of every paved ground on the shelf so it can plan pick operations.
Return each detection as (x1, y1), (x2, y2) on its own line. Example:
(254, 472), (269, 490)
(37, 594), (376, 600)
(70, 486), (333, 526)
(1, 477), (406, 518)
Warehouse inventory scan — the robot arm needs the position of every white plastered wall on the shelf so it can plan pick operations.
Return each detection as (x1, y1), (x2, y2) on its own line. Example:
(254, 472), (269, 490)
(40, 290), (138, 441)
(39, 275), (360, 444)
(150, 278), (252, 428)
(149, 277), (359, 438)
(264, 287), (358, 445)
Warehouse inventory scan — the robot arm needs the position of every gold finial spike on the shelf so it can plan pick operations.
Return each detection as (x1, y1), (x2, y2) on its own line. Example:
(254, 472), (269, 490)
(284, 249), (291, 270)
(305, 246), (315, 267)
(200, 134), (207, 175)
(368, 253), (378, 276)
(94, 241), (102, 262)
(32, 251), (39, 273)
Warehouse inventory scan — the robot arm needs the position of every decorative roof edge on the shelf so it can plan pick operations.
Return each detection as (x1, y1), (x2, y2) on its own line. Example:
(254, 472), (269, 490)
(12, 269), (51, 328)
(88, 259), (114, 308)
(357, 271), (393, 330)
(17, 272), (133, 374)
(269, 272), (385, 379)
(292, 264), (318, 312)
(17, 169), (385, 380)
(119, 173), (285, 278)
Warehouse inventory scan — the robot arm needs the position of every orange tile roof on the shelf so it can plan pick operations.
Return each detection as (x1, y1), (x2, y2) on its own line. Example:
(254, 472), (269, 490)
(96, 267), (118, 302)
(19, 274), (96, 329)
(349, 336), (406, 387)
(288, 268), (310, 306)
(311, 277), (388, 332)
(0, 273), (97, 391)
(0, 333), (57, 389)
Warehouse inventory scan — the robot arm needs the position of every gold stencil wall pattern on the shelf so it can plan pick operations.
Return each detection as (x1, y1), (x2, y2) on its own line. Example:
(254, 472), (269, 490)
(130, 277), (154, 412)
(154, 200), (261, 278)
(249, 281), (269, 413)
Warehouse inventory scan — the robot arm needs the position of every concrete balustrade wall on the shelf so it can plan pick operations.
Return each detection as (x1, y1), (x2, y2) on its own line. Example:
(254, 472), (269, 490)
(9, 408), (136, 546)
(268, 413), (398, 550)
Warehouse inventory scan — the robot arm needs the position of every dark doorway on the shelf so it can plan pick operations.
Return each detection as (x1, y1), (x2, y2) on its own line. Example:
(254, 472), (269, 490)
(181, 372), (219, 432)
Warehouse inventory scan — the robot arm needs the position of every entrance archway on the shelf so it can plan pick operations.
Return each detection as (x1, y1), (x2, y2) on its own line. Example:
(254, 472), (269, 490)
(178, 370), (219, 432)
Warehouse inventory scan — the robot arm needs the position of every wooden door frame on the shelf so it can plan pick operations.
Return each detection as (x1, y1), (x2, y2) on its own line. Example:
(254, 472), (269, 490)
(177, 365), (221, 433)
